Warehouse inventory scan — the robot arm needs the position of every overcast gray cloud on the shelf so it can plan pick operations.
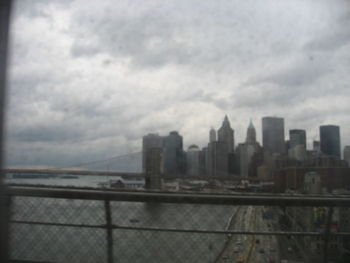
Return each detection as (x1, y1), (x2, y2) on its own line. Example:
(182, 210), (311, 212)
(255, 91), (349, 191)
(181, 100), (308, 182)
(304, 11), (350, 51)
(5, 0), (350, 169)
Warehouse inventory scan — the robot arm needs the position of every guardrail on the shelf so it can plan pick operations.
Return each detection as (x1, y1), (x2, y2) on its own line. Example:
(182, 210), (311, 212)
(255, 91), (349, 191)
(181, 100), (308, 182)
(6, 186), (350, 263)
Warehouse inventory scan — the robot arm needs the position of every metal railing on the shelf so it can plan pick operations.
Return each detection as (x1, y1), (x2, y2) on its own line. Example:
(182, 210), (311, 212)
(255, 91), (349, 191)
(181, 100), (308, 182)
(6, 186), (350, 263)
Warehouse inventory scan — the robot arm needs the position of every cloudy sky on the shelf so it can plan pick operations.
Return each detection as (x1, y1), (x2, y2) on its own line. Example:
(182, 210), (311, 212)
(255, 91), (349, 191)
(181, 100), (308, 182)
(4, 0), (350, 169)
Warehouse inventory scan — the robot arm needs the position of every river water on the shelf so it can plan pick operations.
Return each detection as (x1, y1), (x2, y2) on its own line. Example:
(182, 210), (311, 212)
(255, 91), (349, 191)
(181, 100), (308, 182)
(8, 177), (237, 263)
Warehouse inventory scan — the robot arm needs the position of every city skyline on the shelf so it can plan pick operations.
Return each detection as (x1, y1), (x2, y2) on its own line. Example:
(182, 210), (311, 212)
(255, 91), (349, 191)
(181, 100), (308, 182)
(144, 115), (346, 154)
(5, 0), (350, 167)
(142, 114), (348, 178)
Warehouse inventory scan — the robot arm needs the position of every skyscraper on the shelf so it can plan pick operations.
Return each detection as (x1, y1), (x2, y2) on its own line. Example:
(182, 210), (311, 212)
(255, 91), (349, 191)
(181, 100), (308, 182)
(344, 146), (350, 166)
(246, 119), (256, 144)
(205, 117), (231, 177)
(320, 125), (341, 158)
(209, 127), (216, 143)
(186, 145), (200, 176)
(207, 141), (229, 177)
(288, 129), (307, 160)
(313, 140), (320, 152)
(142, 133), (164, 172)
(262, 117), (285, 155)
(289, 129), (306, 149)
(163, 131), (186, 174)
(217, 115), (234, 153)
(144, 148), (162, 189)
(199, 147), (207, 175)
(240, 120), (261, 177)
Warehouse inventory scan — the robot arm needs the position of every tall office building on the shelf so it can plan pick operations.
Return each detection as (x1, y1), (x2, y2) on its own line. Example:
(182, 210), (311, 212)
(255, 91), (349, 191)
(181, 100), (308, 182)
(186, 145), (200, 176)
(199, 147), (207, 175)
(313, 140), (320, 152)
(289, 129), (306, 149)
(262, 117), (285, 155)
(320, 125), (341, 158)
(163, 131), (186, 174)
(217, 115), (234, 153)
(343, 146), (350, 166)
(288, 144), (307, 161)
(240, 120), (261, 177)
(142, 133), (164, 172)
(144, 148), (162, 189)
(206, 116), (234, 176)
(209, 127), (216, 143)
(246, 119), (256, 144)
(285, 140), (290, 152)
(207, 141), (229, 177)
(288, 129), (307, 161)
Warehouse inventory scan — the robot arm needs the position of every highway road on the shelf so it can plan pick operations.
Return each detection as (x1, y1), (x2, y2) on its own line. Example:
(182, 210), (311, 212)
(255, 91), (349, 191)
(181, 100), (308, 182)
(217, 206), (305, 263)
(217, 206), (259, 263)
(248, 207), (279, 263)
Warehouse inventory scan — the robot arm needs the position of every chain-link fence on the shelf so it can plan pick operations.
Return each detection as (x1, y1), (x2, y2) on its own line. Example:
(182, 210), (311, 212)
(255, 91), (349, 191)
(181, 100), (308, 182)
(7, 187), (350, 263)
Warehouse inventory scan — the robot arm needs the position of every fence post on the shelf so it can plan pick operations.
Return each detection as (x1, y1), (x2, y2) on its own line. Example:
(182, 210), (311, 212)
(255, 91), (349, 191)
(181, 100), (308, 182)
(104, 200), (114, 263)
(323, 206), (333, 263)
(0, 2), (12, 263)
